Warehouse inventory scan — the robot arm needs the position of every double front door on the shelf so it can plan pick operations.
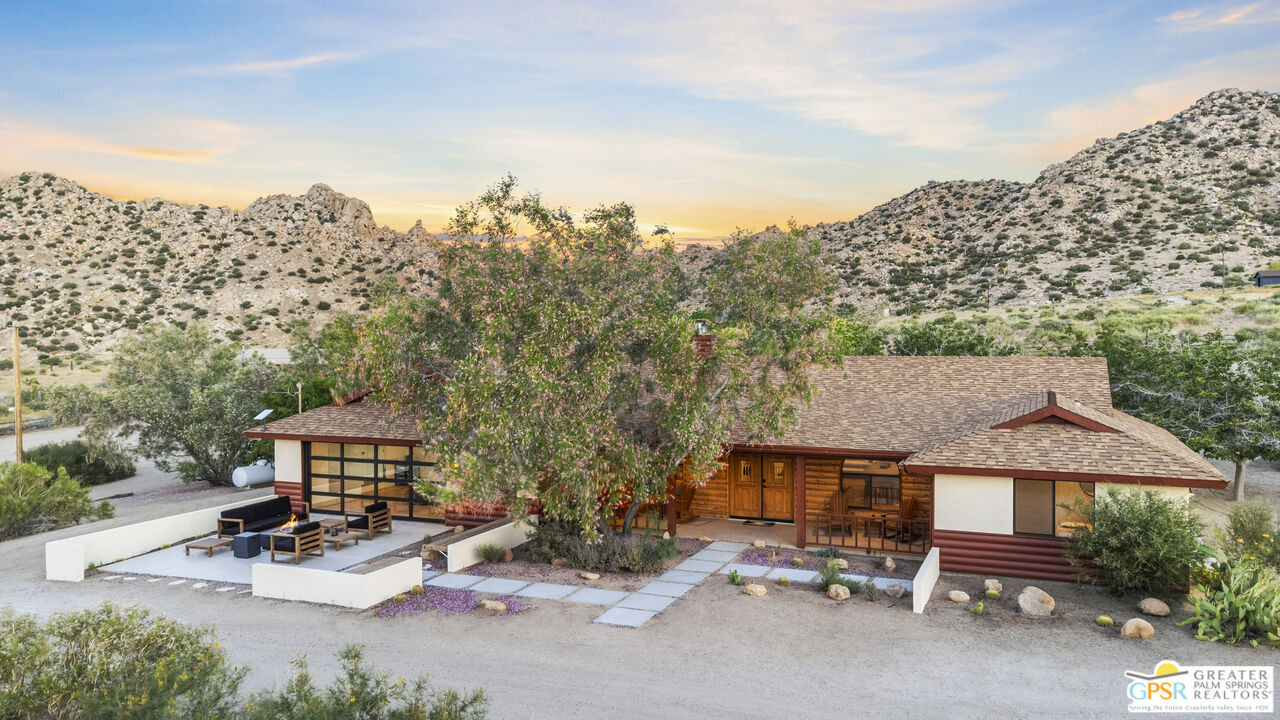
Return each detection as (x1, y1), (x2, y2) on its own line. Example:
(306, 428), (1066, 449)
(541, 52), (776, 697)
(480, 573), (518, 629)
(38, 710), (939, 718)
(729, 452), (794, 521)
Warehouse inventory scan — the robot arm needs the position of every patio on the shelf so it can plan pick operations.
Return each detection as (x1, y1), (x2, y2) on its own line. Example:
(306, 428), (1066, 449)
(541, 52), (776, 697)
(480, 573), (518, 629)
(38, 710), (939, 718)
(101, 519), (446, 585)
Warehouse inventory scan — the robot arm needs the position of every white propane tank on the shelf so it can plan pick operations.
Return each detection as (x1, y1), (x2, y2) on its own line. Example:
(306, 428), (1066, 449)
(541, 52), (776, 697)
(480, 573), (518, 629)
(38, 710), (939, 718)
(231, 459), (275, 488)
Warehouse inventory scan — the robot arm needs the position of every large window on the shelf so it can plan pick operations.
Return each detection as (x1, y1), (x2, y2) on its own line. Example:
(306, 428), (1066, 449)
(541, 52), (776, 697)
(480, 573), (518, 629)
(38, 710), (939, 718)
(1014, 478), (1094, 537)
(307, 442), (441, 520)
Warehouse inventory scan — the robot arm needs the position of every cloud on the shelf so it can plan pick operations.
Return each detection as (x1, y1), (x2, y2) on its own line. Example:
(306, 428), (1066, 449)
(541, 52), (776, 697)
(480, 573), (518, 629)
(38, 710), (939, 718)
(0, 115), (242, 164)
(189, 52), (359, 76)
(1158, 2), (1280, 31)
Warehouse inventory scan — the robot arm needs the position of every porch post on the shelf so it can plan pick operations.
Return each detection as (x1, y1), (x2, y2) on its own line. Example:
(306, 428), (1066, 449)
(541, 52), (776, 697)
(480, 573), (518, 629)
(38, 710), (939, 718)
(794, 455), (806, 548)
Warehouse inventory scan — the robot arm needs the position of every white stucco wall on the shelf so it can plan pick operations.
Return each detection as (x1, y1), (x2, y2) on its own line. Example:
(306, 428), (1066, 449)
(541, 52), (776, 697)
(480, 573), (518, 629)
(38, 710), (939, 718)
(1097, 483), (1191, 502)
(445, 517), (538, 572)
(252, 557), (422, 609)
(932, 473), (1014, 534)
(275, 439), (303, 485)
(912, 546), (941, 614)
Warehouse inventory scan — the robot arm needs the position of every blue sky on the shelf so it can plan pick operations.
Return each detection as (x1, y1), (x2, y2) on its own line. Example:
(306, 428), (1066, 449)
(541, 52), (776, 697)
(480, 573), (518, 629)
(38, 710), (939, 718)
(1, 0), (1278, 238)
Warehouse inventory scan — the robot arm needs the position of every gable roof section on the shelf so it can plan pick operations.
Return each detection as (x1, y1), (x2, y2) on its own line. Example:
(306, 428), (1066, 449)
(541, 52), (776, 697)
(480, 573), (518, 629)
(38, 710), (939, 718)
(244, 394), (422, 445)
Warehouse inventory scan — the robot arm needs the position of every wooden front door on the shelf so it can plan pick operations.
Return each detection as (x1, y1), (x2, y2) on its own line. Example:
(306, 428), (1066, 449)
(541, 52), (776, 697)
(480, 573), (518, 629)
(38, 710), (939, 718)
(729, 453), (762, 518)
(761, 455), (794, 521)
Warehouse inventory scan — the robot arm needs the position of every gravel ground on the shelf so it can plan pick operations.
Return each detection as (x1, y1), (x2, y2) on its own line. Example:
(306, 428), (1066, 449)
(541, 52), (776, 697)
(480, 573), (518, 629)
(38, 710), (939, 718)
(2, 430), (1276, 718)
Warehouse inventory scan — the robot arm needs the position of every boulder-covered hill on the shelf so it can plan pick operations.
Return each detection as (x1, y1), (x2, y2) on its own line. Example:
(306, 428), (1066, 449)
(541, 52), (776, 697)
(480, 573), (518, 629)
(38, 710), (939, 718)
(690, 88), (1280, 314)
(0, 176), (438, 359)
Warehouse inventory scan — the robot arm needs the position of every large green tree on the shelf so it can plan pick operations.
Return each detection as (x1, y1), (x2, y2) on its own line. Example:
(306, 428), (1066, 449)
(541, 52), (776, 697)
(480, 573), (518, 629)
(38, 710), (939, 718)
(1096, 327), (1280, 500)
(50, 324), (280, 486)
(889, 313), (1022, 356)
(357, 178), (836, 537)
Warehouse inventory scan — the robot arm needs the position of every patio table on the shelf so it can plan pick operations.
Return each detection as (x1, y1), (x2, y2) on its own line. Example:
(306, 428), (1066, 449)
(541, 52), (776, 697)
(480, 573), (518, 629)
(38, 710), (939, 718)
(185, 537), (232, 557)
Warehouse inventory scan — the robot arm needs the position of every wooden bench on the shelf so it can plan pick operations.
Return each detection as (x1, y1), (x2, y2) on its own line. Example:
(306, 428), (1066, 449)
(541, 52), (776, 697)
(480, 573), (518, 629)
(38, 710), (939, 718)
(421, 517), (513, 562)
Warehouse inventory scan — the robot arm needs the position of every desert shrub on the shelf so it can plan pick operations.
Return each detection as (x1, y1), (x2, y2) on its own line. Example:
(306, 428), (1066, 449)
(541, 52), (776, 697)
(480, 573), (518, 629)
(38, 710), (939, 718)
(0, 462), (113, 540)
(817, 559), (861, 593)
(476, 543), (507, 564)
(1178, 560), (1280, 647)
(861, 581), (879, 601)
(1066, 488), (1205, 597)
(26, 440), (135, 486)
(525, 523), (675, 573)
(727, 569), (741, 585)
(1219, 502), (1280, 570)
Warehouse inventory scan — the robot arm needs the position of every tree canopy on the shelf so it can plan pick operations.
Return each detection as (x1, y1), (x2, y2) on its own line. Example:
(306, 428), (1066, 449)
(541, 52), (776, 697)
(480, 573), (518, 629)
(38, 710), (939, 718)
(50, 324), (280, 486)
(357, 178), (836, 537)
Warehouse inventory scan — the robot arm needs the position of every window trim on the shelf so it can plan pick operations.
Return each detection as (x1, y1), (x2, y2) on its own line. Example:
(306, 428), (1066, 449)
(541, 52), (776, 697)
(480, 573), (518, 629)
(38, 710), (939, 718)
(1013, 477), (1094, 538)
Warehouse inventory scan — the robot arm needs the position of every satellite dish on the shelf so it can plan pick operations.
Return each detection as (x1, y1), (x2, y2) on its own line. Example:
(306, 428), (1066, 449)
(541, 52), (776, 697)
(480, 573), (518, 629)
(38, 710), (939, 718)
(254, 409), (274, 421)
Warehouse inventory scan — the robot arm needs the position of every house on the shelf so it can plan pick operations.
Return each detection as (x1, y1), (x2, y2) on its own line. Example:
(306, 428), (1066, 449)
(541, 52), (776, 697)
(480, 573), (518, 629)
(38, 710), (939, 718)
(1252, 270), (1280, 287)
(245, 356), (1227, 582)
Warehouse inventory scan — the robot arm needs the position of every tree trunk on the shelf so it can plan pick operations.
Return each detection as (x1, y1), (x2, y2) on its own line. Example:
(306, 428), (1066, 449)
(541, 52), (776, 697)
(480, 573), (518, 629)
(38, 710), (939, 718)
(1233, 460), (1247, 502)
(620, 499), (643, 536)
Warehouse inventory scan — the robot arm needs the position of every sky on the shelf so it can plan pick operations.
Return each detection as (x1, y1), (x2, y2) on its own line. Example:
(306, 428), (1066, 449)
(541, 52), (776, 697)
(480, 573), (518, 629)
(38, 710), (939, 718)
(1, 1), (1279, 240)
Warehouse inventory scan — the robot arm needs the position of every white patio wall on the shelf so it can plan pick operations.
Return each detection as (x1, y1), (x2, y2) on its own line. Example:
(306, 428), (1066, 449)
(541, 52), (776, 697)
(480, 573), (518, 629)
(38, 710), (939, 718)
(912, 546), (941, 614)
(252, 557), (422, 609)
(446, 517), (537, 572)
(45, 495), (271, 582)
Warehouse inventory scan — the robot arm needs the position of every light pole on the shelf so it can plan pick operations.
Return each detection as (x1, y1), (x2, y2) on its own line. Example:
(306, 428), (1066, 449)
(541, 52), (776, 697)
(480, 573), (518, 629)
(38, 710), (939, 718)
(296, 381), (303, 414)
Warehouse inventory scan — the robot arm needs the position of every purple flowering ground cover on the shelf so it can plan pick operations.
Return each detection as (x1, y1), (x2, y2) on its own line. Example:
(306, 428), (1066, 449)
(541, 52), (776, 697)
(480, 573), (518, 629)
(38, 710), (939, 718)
(377, 587), (534, 618)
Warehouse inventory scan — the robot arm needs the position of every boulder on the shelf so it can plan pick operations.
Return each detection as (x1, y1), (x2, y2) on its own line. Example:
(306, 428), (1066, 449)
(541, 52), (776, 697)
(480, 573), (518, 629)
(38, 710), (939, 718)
(743, 583), (768, 597)
(420, 547), (442, 561)
(948, 590), (970, 603)
(479, 599), (508, 613)
(827, 584), (851, 601)
(1121, 618), (1155, 639)
(1138, 597), (1170, 617)
(832, 558), (849, 570)
(1017, 586), (1055, 617)
(984, 579), (1002, 593)
(752, 540), (767, 548)
(882, 557), (896, 572)
(579, 571), (600, 581)
(884, 584), (907, 599)
(503, 547), (514, 563)
(697, 536), (713, 542)
(551, 558), (569, 568)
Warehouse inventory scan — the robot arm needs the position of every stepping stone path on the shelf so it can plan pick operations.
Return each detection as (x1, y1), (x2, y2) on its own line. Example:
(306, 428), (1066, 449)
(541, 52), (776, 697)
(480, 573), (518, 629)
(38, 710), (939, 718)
(470, 577), (529, 594)
(515, 582), (577, 600)
(592, 540), (750, 628)
(424, 573), (483, 589)
(192, 582), (208, 589)
(168, 579), (187, 586)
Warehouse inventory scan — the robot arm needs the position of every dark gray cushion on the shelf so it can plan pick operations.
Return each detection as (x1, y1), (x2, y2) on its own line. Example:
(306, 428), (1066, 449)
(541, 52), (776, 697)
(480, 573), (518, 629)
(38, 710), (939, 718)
(365, 501), (387, 514)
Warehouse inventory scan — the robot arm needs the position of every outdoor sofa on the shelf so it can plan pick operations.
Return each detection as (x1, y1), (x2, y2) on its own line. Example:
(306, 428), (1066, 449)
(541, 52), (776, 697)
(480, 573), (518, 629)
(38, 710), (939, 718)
(217, 495), (308, 538)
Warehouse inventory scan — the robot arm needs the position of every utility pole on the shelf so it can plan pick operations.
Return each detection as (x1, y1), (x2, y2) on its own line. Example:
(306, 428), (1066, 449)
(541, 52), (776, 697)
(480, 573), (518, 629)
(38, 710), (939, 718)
(12, 326), (21, 464)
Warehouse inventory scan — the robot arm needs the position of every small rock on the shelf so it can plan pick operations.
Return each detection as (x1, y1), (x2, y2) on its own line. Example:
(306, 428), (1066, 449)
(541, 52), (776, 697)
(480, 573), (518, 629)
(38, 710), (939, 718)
(420, 547), (442, 561)
(551, 558), (569, 567)
(790, 557), (806, 568)
(948, 590), (970, 603)
(579, 571), (600, 581)
(1138, 597), (1170, 617)
(882, 557), (896, 572)
(1121, 618), (1155, 639)
(1017, 586), (1055, 617)
(452, 524), (465, 534)
(984, 579), (1002, 593)
(503, 547), (514, 562)
(662, 531), (670, 540)
(833, 558), (849, 570)
(697, 535), (713, 542)
(479, 599), (508, 613)
(884, 584), (907, 599)
(827, 584), (851, 601)
(743, 583), (767, 597)
(751, 540), (767, 548)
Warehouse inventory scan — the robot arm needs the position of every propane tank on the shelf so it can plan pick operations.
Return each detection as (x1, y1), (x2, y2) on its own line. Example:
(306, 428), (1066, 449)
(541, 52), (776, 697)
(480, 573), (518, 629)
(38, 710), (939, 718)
(231, 459), (275, 488)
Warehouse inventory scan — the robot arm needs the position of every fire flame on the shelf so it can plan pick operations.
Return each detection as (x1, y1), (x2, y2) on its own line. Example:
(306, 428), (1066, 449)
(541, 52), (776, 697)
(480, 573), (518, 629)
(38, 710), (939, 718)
(281, 513), (298, 532)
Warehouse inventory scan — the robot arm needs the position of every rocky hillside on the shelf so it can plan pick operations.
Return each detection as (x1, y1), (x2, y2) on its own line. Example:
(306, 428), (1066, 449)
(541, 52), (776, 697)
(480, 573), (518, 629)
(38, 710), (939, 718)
(803, 88), (1280, 314)
(0, 176), (437, 361)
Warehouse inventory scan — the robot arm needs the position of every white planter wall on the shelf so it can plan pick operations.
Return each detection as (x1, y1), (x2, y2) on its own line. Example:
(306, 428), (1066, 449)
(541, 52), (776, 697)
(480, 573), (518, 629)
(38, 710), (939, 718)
(45, 495), (269, 582)
(252, 557), (422, 609)
(445, 517), (537, 572)
(912, 546), (941, 614)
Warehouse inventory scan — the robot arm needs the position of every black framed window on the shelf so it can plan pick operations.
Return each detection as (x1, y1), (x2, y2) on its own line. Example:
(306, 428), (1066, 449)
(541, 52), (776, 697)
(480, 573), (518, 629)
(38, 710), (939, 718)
(306, 441), (440, 520)
(1014, 478), (1094, 537)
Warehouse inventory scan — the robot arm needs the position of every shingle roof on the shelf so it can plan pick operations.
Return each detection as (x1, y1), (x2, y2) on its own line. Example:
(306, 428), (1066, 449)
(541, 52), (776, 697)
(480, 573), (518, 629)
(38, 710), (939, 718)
(244, 396), (421, 444)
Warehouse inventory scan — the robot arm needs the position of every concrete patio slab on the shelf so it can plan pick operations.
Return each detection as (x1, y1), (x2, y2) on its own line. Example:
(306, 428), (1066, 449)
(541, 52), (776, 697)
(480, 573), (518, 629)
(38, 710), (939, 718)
(471, 577), (530, 594)
(422, 570), (440, 582)
(716, 563), (770, 577)
(515, 582), (578, 600)
(564, 588), (628, 606)
(425, 573), (484, 589)
(689, 549), (738, 563)
(705, 541), (750, 553)
(617, 593), (676, 612)
(765, 567), (818, 583)
(592, 607), (656, 627)
(674, 558), (723, 573)
(637, 581), (693, 598)
(657, 570), (709, 584)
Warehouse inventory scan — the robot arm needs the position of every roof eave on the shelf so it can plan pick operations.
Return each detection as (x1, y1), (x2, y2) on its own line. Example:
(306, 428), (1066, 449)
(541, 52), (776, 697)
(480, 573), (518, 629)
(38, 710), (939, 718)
(902, 463), (1228, 489)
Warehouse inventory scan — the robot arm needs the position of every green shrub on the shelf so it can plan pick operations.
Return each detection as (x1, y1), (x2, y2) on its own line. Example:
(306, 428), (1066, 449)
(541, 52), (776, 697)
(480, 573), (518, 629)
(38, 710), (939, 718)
(26, 440), (135, 486)
(969, 600), (984, 616)
(476, 543), (507, 564)
(862, 581), (879, 601)
(525, 523), (675, 573)
(1219, 502), (1280, 570)
(817, 559), (861, 593)
(728, 569), (742, 585)
(0, 462), (113, 540)
(1066, 488), (1205, 597)
(1178, 560), (1280, 647)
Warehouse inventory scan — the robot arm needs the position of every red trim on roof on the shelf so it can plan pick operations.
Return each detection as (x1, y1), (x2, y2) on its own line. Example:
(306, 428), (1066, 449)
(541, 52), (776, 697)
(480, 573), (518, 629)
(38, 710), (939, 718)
(730, 443), (910, 460)
(993, 405), (1118, 433)
(242, 431), (421, 446)
(903, 463), (1228, 489)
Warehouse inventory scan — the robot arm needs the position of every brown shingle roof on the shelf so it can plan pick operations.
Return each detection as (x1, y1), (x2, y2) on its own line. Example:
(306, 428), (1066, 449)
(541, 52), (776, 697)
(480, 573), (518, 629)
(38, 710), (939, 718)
(244, 396), (421, 445)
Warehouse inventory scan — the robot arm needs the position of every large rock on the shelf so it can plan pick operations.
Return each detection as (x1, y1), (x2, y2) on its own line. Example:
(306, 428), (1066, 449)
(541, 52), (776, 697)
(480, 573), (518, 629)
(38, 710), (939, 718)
(882, 557), (896, 572)
(479, 599), (508, 613)
(752, 540), (767, 548)
(832, 558), (849, 570)
(1138, 597), (1170, 617)
(948, 590), (970, 603)
(884, 584), (907, 599)
(1121, 618), (1156, 639)
(984, 579), (1002, 593)
(827, 584), (851, 601)
(697, 536), (713, 542)
(1017, 586), (1055, 616)
(579, 571), (600, 581)
(743, 583), (768, 597)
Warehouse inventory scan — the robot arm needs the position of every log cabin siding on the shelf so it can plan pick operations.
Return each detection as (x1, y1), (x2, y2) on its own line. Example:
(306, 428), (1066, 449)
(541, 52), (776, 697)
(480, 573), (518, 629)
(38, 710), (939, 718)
(690, 461), (730, 518)
(900, 470), (932, 523)
(803, 457), (842, 516)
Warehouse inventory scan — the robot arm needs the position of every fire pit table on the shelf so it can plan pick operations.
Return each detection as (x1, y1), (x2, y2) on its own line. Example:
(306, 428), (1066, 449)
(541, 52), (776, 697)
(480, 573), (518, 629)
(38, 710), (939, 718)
(232, 532), (261, 559)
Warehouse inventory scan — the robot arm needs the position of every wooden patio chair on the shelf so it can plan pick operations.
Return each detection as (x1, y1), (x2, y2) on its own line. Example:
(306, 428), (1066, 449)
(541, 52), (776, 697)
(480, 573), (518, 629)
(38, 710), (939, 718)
(886, 496), (920, 543)
(268, 522), (325, 564)
(345, 501), (392, 540)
